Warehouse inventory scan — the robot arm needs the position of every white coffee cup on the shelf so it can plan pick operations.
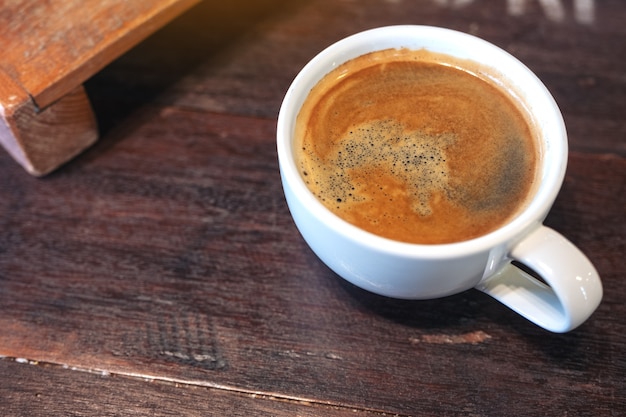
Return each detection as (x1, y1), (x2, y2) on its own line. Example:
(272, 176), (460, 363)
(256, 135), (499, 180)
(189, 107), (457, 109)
(276, 25), (602, 333)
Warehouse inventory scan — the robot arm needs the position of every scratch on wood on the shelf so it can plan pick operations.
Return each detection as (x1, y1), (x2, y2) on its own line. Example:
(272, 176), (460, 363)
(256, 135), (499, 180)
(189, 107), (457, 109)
(409, 331), (492, 345)
(278, 350), (343, 360)
(324, 352), (343, 360)
(278, 350), (301, 359)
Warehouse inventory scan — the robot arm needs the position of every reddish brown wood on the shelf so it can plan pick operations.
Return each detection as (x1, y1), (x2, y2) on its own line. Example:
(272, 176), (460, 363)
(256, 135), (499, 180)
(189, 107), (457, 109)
(0, 0), (199, 175)
(0, 0), (200, 109)
(0, 0), (624, 415)
(0, 70), (98, 176)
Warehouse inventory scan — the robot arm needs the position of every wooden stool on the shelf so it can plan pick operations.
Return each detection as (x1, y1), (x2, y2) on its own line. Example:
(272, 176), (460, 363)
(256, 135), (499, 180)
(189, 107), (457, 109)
(0, 0), (199, 176)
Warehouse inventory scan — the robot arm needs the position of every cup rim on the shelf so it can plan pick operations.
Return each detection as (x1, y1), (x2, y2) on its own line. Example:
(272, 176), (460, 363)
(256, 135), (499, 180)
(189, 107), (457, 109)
(277, 25), (568, 259)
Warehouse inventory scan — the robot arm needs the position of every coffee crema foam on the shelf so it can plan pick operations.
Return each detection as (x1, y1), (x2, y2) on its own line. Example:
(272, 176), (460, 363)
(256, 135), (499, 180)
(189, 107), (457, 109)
(295, 48), (538, 244)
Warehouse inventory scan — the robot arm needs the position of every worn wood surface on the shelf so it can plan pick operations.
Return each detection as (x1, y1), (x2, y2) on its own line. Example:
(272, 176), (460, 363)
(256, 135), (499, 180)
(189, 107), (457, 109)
(0, 0), (198, 175)
(0, 0), (199, 109)
(0, 71), (98, 177)
(1, 0), (624, 415)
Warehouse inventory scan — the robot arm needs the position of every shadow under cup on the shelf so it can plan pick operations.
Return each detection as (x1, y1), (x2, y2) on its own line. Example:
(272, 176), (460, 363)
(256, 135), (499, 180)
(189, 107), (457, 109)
(277, 25), (602, 333)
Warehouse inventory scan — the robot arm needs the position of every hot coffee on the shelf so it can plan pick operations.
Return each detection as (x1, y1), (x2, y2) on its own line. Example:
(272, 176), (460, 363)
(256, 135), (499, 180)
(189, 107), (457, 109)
(295, 48), (539, 244)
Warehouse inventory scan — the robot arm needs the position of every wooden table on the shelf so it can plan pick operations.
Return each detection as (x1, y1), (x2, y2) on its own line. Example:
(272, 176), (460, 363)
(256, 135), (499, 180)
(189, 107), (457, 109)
(1, 0), (624, 415)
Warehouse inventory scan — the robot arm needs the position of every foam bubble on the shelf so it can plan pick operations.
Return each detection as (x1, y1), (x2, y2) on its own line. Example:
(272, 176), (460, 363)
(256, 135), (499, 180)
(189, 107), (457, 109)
(301, 120), (456, 216)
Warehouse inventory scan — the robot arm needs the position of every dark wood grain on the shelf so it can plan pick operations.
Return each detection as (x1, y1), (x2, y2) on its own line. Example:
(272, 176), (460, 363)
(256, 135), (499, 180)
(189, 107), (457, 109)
(0, 359), (377, 417)
(1, 0), (624, 415)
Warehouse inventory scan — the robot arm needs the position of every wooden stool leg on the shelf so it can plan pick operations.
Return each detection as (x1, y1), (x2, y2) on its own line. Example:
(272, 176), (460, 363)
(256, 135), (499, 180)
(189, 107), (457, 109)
(0, 71), (98, 177)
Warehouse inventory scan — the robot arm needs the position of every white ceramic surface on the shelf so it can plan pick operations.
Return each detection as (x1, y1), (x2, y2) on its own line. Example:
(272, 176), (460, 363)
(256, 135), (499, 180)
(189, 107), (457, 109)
(276, 25), (602, 333)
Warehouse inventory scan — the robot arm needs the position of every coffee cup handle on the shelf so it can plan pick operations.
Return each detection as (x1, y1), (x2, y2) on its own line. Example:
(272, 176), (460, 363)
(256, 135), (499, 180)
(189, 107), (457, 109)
(476, 226), (602, 333)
